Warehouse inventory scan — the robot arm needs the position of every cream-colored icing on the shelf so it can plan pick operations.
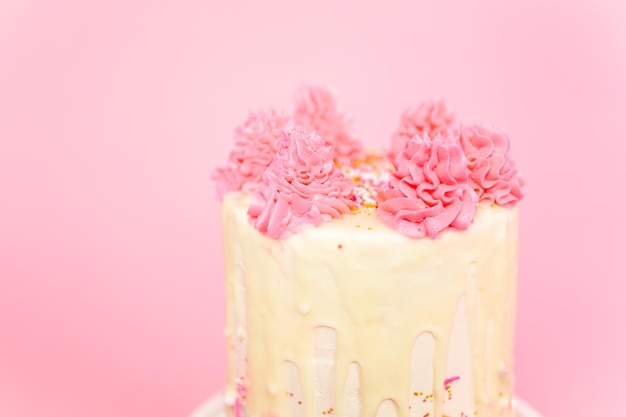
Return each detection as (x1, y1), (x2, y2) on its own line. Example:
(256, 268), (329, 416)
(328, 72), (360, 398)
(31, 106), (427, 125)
(223, 192), (518, 417)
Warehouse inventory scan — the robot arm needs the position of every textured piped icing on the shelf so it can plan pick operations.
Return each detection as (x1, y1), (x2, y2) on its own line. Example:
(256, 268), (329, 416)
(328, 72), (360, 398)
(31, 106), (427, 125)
(294, 84), (363, 163)
(247, 125), (355, 239)
(377, 133), (477, 239)
(213, 110), (290, 198)
(390, 100), (456, 159)
(217, 87), (524, 417)
(214, 84), (363, 198)
(457, 124), (524, 208)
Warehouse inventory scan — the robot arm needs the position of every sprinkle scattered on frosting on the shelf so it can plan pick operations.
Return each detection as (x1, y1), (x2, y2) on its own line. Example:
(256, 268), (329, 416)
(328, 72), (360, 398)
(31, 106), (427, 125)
(338, 153), (393, 212)
(377, 132), (477, 239)
(213, 110), (290, 198)
(444, 375), (460, 387)
(390, 100), (456, 159)
(247, 124), (355, 239)
(294, 84), (363, 163)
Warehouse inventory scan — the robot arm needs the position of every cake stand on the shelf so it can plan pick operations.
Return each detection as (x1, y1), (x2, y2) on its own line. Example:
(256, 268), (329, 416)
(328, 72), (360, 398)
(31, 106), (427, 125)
(189, 395), (543, 417)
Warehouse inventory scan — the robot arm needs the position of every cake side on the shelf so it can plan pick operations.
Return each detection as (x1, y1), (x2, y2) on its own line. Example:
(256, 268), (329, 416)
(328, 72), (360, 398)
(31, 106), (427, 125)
(223, 192), (518, 417)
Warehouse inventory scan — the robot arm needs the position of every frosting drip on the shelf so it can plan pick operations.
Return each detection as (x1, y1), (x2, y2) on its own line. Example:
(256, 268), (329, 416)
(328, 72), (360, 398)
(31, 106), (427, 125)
(222, 194), (519, 417)
(390, 100), (456, 159)
(378, 133), (477, 239)
(294, 84), (363, 163)
(247, 125), (355, 239)
(213, 110), (290, 198)
(458, 124), (525, 208)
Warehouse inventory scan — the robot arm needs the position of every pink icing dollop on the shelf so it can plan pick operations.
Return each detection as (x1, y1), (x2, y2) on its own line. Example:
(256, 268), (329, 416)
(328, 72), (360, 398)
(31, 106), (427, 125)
(390, 100), (456, 159)
(212, 110), (290, 198)
(247, 124), (356, 239)
(293, 84), (363, 163)
(377, 132), (477, 239)
(457, 124), (524, 208)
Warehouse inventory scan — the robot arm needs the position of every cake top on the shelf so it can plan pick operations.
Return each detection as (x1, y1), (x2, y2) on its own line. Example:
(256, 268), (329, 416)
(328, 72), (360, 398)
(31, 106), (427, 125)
(213, 84), (524, 239)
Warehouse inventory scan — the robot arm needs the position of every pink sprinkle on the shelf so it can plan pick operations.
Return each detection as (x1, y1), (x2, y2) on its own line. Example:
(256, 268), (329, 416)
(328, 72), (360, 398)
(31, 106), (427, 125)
(443, 376), (460, 387)
(234, 398), (243, 417)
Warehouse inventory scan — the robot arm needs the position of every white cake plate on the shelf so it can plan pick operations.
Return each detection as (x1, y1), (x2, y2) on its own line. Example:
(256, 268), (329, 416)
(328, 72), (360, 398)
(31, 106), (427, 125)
(189, 394), (542, 417)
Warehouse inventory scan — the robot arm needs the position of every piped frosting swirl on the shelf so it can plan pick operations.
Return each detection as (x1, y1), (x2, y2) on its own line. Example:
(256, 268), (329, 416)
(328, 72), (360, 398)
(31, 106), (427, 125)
(458, 124), (525, 208)
(247, 124), (356, 239)
(390, 100), (456, 159)
(294, 84), (363, 163)
(377, 132), (477, 239)
(213, 110), (290, 198)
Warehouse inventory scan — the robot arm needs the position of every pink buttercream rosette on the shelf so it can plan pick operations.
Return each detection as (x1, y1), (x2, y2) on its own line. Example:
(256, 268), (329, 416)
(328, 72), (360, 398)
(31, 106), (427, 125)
(213, 110), (290, 198)
(247, 124), (356, 239)
(293, 84), (363, 163)
(458, 124), (524, 208)
(377, 132), (477, 239)
(390, 100), (456, 159)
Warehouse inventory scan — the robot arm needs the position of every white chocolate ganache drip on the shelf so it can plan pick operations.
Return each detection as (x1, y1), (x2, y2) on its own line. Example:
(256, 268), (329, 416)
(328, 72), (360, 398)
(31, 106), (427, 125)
(223, 192), (518, 417)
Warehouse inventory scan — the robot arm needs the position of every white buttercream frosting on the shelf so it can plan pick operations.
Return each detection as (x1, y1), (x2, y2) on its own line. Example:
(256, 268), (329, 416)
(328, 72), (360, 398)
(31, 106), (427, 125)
(223, 192), (518, 417)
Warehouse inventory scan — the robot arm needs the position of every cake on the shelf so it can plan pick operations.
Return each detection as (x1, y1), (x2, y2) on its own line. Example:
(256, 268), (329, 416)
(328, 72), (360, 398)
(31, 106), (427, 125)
(213, 85), (524, 417)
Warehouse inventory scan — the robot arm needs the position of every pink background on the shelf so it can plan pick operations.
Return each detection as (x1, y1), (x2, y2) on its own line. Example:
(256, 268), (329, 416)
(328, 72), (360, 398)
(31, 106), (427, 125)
(1, 1), (625, 416)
